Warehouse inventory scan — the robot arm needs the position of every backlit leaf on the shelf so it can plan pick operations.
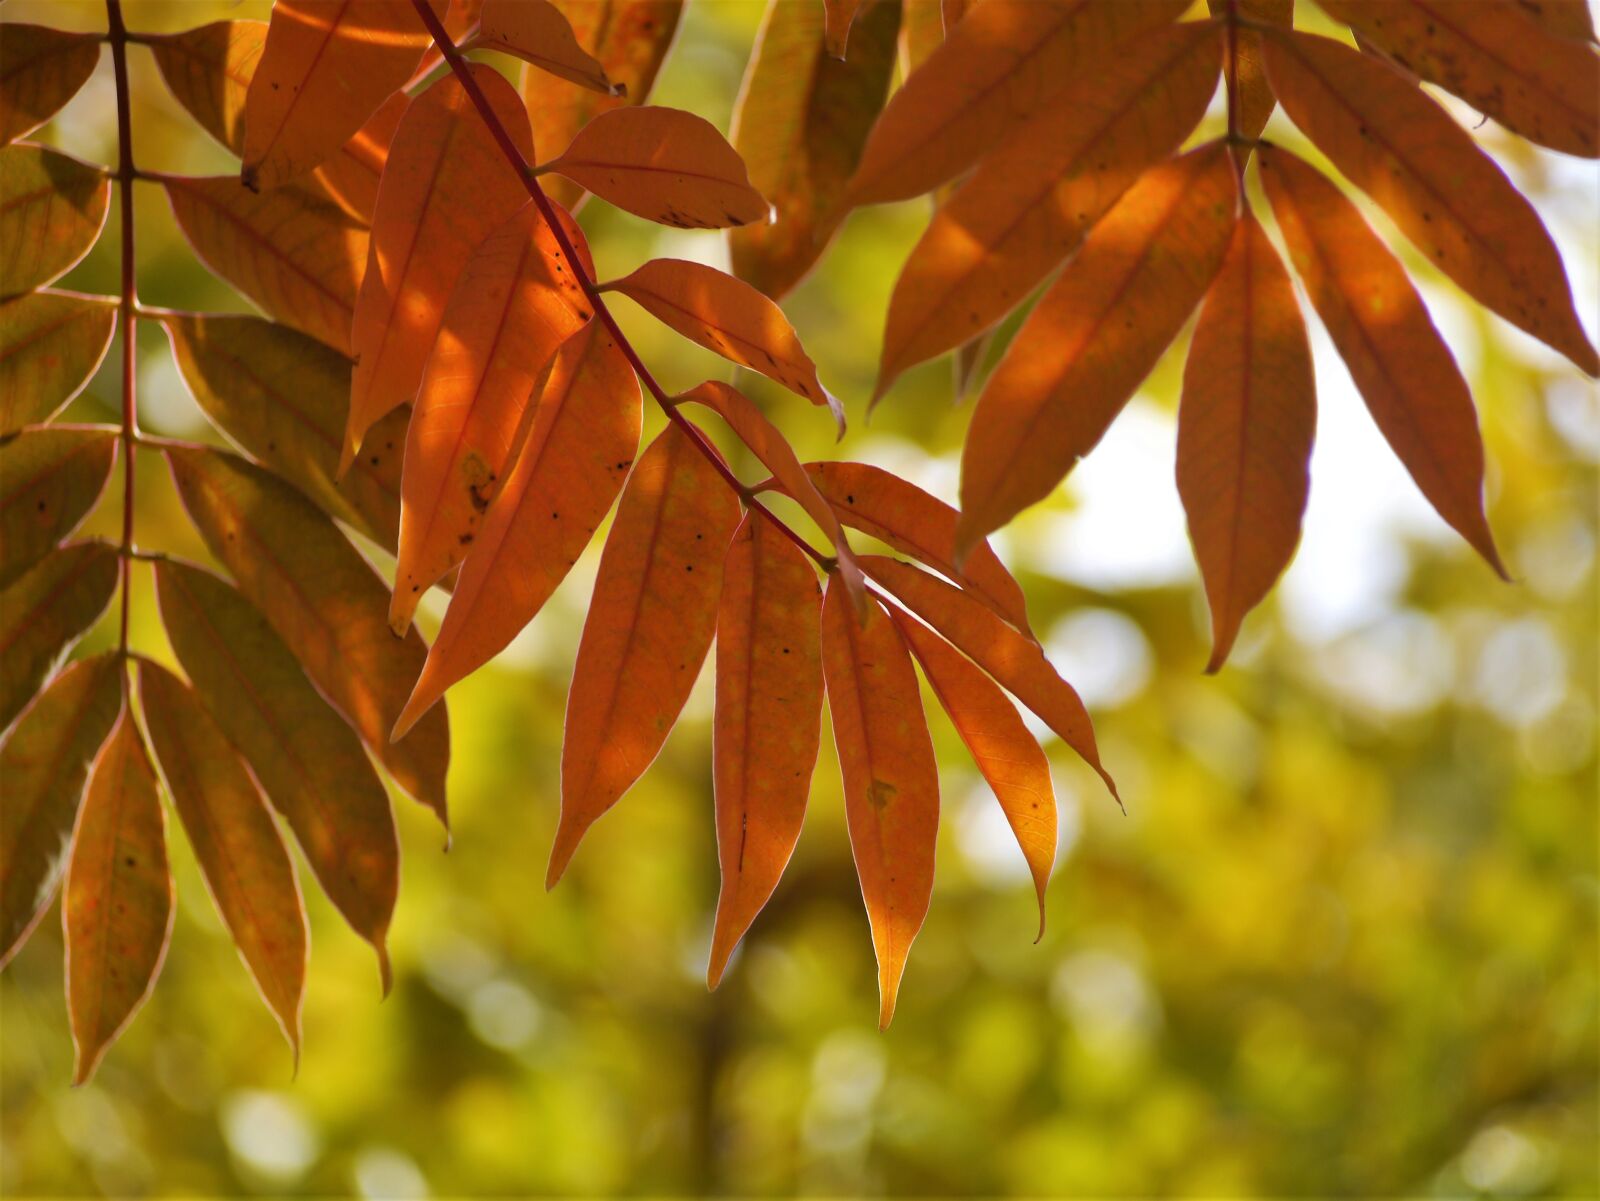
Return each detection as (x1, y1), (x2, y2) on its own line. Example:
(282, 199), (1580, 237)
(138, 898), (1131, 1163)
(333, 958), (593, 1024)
(1177, 210), (1315, 672)
(819, 581), (937, 1029)
(138, 661), (308, 1057)
(478, 0), (618, 95)
(64, 706), (173, 1085)
(546, 106), (769, 229)
(153, 561), (397, 988)
(549, 421), (740, 885)
(822, 0), (862, 59)
(0, 291), (116, 435)
(0, 541), (117, 736)
(0, 144), (110, 297)
(1261, 28), (1599, 375)
(707, 512), (824, 987)
(307, 92), (407, 224)
(0, 25), (100, 147)
(956, 144), (1238, 552)
(1208, 0), (1291, 143)
(0, 652), (120, 969)
(0, 425), (118, 590)
(1516, 0), (1596, 42)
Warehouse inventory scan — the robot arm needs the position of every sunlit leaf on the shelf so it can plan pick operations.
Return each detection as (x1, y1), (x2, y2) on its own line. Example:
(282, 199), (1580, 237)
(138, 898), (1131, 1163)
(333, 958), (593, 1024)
(0, 291), (116, 435)
(307, 92), (407, 224)
(0, 25), (100, 147)
(0, 425), (118, 590)
(549, 421), (741, 886)
(1208, 0), (1290, 143)
(0, 144), (110, 298)
(478, 0), (618, 94)
(0, 541), (117, 736)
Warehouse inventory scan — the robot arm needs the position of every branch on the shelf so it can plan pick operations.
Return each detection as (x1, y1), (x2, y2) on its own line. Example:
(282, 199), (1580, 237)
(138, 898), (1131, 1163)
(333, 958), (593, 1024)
(106, 0), (139, 659)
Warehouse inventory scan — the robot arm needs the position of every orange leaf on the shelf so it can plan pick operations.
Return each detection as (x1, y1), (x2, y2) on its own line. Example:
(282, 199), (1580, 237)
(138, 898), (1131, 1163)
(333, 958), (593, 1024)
(477, 0), (619, 95)
(345, 65), (533, 468)
(1516, 0), (1596, 43)
(546, 105), (769, 229)
(0, 542), (117, 735)
(64, 705), (173, 1085)
(0, 25), (100, 147)
(1259, 145), (1505, 577)
(898, 0), (945, 75)
(819, 581), (937, 1029)
(874, 18), (1221, 401)
(607, 258), (837, 421)
(241, 0), (442, 191)
(1208, 0), (1291, 142)
(956, 144), (1239, 553)
(822, 0), (862, 59)
(307, 92), (407, 223)
(1177, 210), (1315, 672)
(0, 425), (118, 590)
(153, 561), (397, 988)
(887, 601), (1054, 936)
(0, 291), (117, 435)
(1261, 29), (1598, 375)
(0, 653), (121, 969)
(847, 0), (1187, 205)
(707, 512), (824, 986)
(861, 555), (1117, 804)
(550, 421), (741, 886)
(164, 174), (367, 355)
(395, 322), (642, 737)
(0, 144), (110, 297)
(138, 661), (308, 1059)
(391, 201), (596, 632)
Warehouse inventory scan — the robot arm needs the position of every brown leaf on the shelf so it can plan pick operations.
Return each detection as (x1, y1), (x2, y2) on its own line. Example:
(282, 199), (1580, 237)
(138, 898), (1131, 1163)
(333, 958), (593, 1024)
(0, 425), (118, 590)
(0, 25), (100, 147)
(478, 0), (619, 94)
(0, 541), (117, 736)
(0, 144), (110, 297)
(1209, 0), (1292, 142)
(1515, 0), (1596, 42)
(822, 0), (863, 59)
(0, 291), (116, 435)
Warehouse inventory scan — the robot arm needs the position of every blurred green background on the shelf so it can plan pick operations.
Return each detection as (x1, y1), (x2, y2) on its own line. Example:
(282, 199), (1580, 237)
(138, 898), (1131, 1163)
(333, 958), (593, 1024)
(2, 1), (1596, 1196)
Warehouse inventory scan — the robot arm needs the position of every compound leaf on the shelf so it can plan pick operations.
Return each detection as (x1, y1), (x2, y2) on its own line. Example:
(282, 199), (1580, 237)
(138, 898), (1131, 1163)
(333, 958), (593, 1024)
(0, 290), (116, 435)
(0, 541), (117, 736)
(0, 425), (118, 591)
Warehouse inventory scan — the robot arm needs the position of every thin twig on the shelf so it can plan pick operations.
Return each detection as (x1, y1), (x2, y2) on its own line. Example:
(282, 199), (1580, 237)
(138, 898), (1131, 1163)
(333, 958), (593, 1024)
(107, 0), (139, 659)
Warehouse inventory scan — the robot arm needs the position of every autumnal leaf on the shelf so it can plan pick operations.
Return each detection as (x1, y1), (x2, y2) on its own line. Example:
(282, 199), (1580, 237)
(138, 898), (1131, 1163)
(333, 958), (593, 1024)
(1516, 0), (1596, 42)
(847, 0), (1187, 206)
(0, 653), (120, 968)
(956, 144), (1238, 553)
(1261, 29), (1599, 376)
(898, 0), (971, 74)
(606, 259), (837, 421)
(0, 25), (100, 147)
(241, 0), (443, 192)
(861, 555), (1117, 803)
(874, 19), (1222, 401)
(549, 421), (741, 885)
(138, 661), (308, 1058)
(306, 92), (408, 224)
(0, 541), (117, 736)
(707, 511), (824, 987)
(164, 446), (450, 829)
(0, 291), (116, 435)
(730, 0), (898, 299)
(63, 705), (173, 1085)
(1319, 0), (1598, 157)
(0, 144), (110, 297)
(822, 0), (862, 59)
(819, 581), (938, 1029)
(163, 314), (403, 551)
(1259, 145), (1505, 577)
(887, 602), (1054, 936)
(0, 425), (118, 590)
(545, 105), (769, 230)
(153, 561), (397, 987)
(395, 322), (641, 738)
(477, 0), (619, 95)
(391, 201), (596, 632)
(1177, 210), (1316, 672)
(1208, 0), (1291, 143)
(163, 174), (367, 355)
(345, 65), (533, 469)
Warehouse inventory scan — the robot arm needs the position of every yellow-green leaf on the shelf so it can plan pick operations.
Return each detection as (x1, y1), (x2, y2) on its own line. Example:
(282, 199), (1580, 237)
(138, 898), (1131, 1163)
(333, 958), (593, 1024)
(0, 541), (117, 735)
(0, 425), (118, 590)
(0, 144), (110, 297)
(0, 290), (117, 435)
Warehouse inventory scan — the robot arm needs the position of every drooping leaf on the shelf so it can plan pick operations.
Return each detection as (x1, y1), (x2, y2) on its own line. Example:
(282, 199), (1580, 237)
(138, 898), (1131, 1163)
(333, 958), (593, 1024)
(394, 322), (641, 737)
(0, 291), (116, 435)
(1208, 0), (1291, 143)
(862, 555), (1117, 803)
(163, 174), (367, 355)
(1319, 0), (1598, 157)
(0, 425), (118, 590)
(730, 0), (898, 299)
(153, 560), (397, 988)
(546, 106), (769, 229)
(549, 421), (741, 886)
(606, 259), (835, 418)
(956, 144), (1239, 553)
(391, 201), (596, 632)
(1177, 210), (1316, 672)
(164, 446), (450, 829)
(0, 144), (110, 298)
(0, 541), (117, 736)
(0, 25), (100, 147)
(822, 0), (862, 59)
(847, 0), (1187, 205)
(241, 0), (443, 191)
(1262, 28), (1599, 375)
(0, 652), (120, 969)
(345, 65), (533, 469)
(874, 18), (1222, 401)
(707, 511), (824, 987)
(137, 661), (308, 1057)
(887, 601), (1054, 936)
(162, 313), (405, 550)
(63, 705), (173, 1085)
(1259, 145), (1505, 577)
(819, 581), (937, 1029)
(477, 0), (618, 95)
